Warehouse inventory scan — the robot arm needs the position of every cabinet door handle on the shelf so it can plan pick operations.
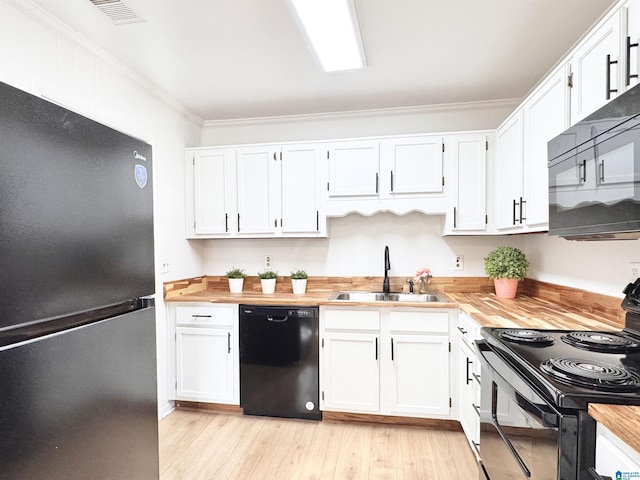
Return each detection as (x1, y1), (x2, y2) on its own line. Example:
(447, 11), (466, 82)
(375, 173), (379, 194)
(512, 199), (518, 226)
(225, 213), (228, 233)
(579, 159), (587, 183)
(473, 373), (481, 386)
(606, 54), (618, 100)
(191, 314), (212, 319)
(627, 36), (639, 86)
(227, 332), (231, 354)
(457, 326), (467, 335)
(588, 467), (612, 480)
(391, 338), (395, 361)
(375, 337), (378, 360)
(453, 206), (457, 229)
(599, 160), (605, 183)
(472, 403), (480, 417)
(237, 213), (240, 232)
(466, 357), (473, 384)
(390, 170), (394, 192)
(316, 210), (319, 231)
(519, 197), (526, 224)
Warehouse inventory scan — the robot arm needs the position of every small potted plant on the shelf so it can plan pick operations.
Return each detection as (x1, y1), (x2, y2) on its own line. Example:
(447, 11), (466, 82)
(484, 246), (529, 299)
(225, 267), (246, 294)
(290, 269), (308, 295)
(257, 270), (278, 294)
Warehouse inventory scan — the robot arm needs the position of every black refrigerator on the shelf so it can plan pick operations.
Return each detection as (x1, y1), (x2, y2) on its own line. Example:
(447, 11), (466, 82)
(0, 82), (159, 479)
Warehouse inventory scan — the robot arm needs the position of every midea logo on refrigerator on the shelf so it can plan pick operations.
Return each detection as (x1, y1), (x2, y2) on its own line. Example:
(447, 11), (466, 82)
(133, 151), (147, 161)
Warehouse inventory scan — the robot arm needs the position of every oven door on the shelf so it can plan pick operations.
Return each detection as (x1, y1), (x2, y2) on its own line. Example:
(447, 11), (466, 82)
(477, 342), (580, 480)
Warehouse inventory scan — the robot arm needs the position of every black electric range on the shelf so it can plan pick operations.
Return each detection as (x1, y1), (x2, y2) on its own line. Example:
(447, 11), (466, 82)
(478, 279), (640, 480)
(481, 319), (640, 410)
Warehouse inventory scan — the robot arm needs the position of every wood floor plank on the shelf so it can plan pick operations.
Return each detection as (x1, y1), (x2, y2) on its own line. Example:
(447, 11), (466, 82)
(159, 409), (478, 480)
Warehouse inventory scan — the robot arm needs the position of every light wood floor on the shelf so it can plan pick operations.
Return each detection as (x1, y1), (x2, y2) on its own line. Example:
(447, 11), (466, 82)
(159, 409), (479, 480)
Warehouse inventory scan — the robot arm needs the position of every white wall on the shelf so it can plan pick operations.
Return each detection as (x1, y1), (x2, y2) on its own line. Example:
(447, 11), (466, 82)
(203, 213), (522, 280)
(522, 234), (639, 298)
(0, 0), (203, 417)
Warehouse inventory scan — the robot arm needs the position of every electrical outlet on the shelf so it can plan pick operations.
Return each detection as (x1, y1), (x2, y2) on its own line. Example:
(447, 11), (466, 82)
(630, 262), (640, 279)
(159, 257), (170, 275)
(453, 255), (464, 271)
(265, 255), (272, 269)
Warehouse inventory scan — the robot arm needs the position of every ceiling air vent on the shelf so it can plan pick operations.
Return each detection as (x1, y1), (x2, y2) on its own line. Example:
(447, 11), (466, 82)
(88, 0), (146, 25)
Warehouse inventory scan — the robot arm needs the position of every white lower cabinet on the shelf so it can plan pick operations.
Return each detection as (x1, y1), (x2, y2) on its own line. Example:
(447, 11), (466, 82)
(320, 306), (454, 419)
(174, 304), (239, 404)
(456, 312), (482, 459)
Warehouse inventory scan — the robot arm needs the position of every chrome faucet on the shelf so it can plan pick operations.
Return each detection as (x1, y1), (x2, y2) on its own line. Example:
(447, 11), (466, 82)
(383, 245), (390, 294)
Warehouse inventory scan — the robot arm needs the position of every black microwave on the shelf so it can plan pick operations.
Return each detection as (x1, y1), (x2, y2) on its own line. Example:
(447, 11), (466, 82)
(548, 82), (640, 240)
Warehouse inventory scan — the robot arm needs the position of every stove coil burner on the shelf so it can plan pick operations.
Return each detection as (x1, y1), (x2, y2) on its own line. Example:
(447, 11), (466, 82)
(541, 357), (640, 391)
(499, 329), (555, 346)
(561, 331), (640, 353)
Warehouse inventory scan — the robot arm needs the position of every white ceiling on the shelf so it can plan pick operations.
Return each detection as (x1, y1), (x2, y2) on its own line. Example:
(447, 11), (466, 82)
(32, 0), (617, 121)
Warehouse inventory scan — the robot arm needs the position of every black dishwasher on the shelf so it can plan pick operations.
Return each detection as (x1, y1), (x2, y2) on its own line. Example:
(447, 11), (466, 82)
(239, 305), (321, 420)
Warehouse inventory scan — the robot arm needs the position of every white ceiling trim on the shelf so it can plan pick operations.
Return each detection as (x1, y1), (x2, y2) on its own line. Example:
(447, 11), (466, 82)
(202, 97), (520, 128)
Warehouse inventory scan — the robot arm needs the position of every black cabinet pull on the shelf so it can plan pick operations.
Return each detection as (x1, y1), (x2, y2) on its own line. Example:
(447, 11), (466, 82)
(473, 373), (481, 385)
(519, 197), (526, 223)
(512, 199), (518, 226)
(466, 357), (473, 384)
(390, 170), (394, 192)
(606, 54), (618, 100)
(237, 213), (240, 232)
(191, 314), (212, 319)
(391, 338), (395, 361)
(472, 403), (480, 417)
(579, 159), (587, 183)
(627, 36), (639, 86)
(227, 332), (231, 353)
(453, 206), (457, 228)
(457, 326), (467, 335)
(599, 160), (605, 183)
(225, 213), (228, 233)
(375, 172), (379, 194)
(588, 467), (612, 480)
(375, 337), (378, 360)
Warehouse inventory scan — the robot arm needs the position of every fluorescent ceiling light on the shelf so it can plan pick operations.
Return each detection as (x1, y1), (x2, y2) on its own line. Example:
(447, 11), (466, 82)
(290, 0), (367, 72)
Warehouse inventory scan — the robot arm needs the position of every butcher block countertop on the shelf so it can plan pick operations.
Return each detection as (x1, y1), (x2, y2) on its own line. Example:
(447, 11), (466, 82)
(165, 275), (637, 452)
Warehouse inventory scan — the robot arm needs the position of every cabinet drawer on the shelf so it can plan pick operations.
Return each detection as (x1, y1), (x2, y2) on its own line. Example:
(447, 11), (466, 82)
(176, 305), (235, 326)
(323, 309), (380, 331)
(389, 310), (449, 333)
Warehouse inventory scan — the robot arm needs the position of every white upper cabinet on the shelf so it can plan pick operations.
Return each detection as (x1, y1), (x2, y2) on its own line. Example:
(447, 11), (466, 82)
(186, 142), (326, 239)
(236, 145), (279, 235)
(325, 135), (447, 216)
(381, 136), (443, 196)
(192, 148), (235, 236)
(625, 0), (640, 89)
(569, 9), (622, 124)
(444, 134), (488, 234)
(494, 64), (568, 233)
(280, 144), (324, 234)
(327, 140), (380, 197)
(522, 66), (569, 228)
(495, 110), (525, 231)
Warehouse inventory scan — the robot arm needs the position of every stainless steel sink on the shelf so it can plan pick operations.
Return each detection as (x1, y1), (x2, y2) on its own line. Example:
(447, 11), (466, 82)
(330, 291), (445, 303)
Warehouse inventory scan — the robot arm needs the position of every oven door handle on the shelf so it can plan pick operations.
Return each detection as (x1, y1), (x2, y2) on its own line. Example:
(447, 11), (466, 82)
(491, 382), (532, 478)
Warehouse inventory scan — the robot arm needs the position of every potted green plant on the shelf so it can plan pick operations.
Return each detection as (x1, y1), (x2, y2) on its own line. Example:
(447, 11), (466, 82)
(257, 270), (278, 294)
(225, 267), (246, 293)
(484, 246), (529, 299)
(290, 269), (308, 295)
